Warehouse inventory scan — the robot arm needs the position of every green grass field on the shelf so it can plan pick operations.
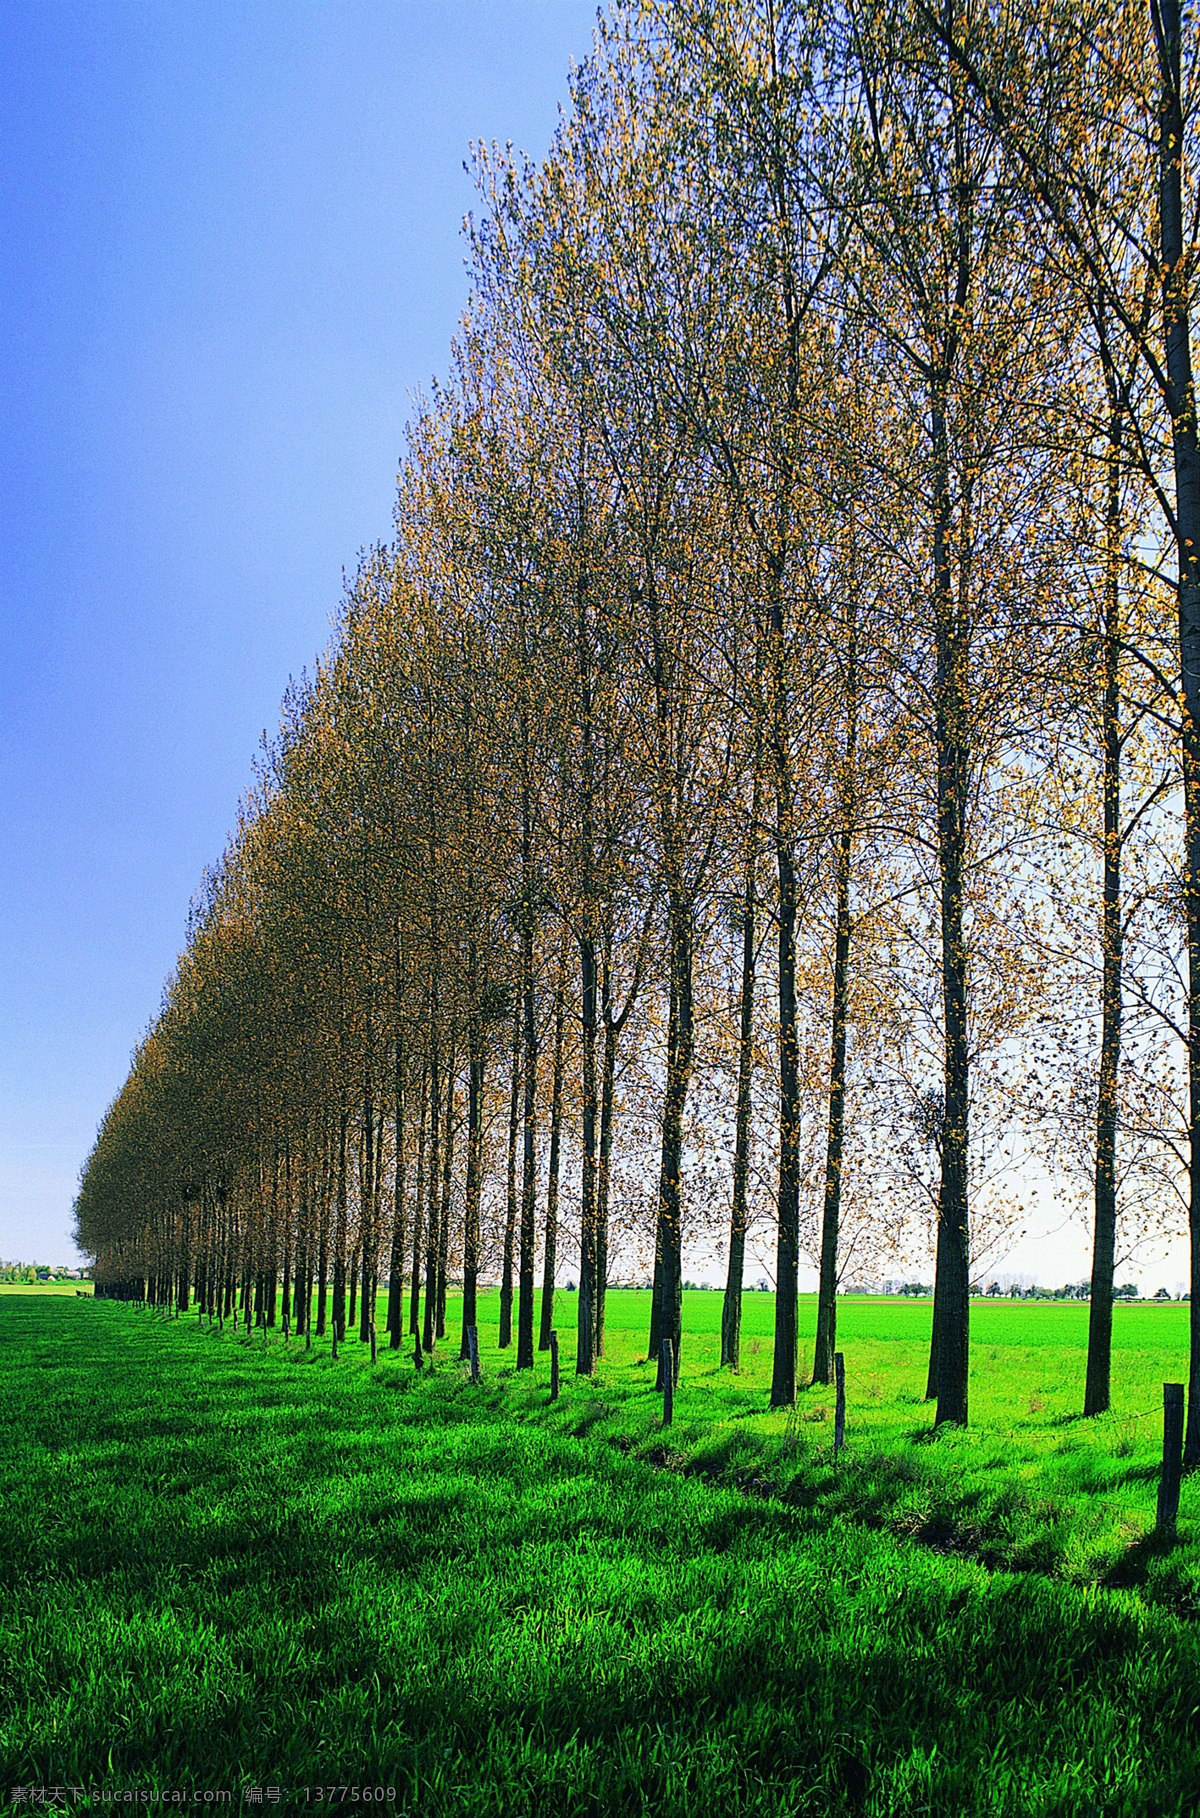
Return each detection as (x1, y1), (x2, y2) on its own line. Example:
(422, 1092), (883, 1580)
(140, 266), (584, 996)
(0, 1281), (94, 1295)
(4, 1288), (1200, 1815)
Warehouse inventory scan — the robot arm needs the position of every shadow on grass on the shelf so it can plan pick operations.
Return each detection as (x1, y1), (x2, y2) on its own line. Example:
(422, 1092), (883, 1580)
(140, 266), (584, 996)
(1098, 1527), (1192, 1614)
(1115, 1460), (1162, 1488)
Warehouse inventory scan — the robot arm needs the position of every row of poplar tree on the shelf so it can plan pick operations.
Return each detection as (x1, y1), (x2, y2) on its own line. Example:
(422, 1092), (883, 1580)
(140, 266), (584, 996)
(76, 0), (1200, 1443)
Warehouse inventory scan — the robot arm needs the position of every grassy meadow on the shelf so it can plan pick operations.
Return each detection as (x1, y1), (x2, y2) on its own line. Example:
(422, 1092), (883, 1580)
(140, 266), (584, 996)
(0, 1281), (95, 1296)
(4, 1286), (1200, 1815)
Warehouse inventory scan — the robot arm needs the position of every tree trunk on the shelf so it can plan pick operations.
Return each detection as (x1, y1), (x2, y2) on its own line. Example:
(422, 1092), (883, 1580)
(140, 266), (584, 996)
(540, 934), (568, 1351)
(575, 530), (600, 1378)
(358, 1096), (375, 1345)
(222, 1197), (235, 1325)
(1085, 410), (1124, 1416)
(932, 380), (971, 1429)
(771, 830), (801, 1408)
(436, 1051), (454, 1341)
(333, 1109), (349, 1343)
(387, 941), (408, 1350)
(924, 1191), (948, 1399)
(194, 1188), (208, 1318)
(596, 990), (617, 1360)
(576, 926), (599, 1375)
(654, 908), (694, 1392)
(266, 1153), (279, 1325)
(461, 988), (486, 1362)
(280, 1161), (292, 1335)
(423, 1021), (440, 1355)
(348, 1241), (359, 1335)
(176, 1198), (191, 1314)
(499, 1000), (520, 1349)
(517, 755), (538, 1371)
(723, 767), (761, 1371)
(648, 962), (676, 1368)
(812, 822), (852, 1385)
(408, 1059), (428, 1338)
(1154, 0), (1200, 1469)
(316, 1143), (330, 1337)
(294, 1147), (309, 1339)
(813, 605), (857, 1385)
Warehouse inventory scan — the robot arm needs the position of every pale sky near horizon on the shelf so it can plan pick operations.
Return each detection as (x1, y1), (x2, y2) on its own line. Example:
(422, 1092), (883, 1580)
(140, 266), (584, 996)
(1, 1), (1190, 1295)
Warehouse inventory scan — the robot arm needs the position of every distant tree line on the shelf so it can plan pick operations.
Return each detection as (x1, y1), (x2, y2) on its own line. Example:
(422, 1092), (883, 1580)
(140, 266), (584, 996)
(75, 0), (1200, 1442)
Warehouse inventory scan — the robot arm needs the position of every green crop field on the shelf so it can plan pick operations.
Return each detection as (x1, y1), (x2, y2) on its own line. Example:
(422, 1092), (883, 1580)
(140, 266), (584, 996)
(0, 1282), (93, 1297)
(4, 1288), (1200, 1816)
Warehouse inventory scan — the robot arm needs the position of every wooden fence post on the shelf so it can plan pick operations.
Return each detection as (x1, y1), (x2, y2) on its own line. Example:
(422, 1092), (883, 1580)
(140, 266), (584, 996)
(468, 1324), (481, 1384)
(662, 1338), (674, 1428)
(834, 1352), (846, 1456)
(1158, 1382), (1185, 1540)
(550, 1330), (560, 1401)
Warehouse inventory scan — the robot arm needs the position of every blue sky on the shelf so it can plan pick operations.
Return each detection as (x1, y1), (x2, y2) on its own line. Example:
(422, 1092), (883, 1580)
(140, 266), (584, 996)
(1, 0), (599, 1265)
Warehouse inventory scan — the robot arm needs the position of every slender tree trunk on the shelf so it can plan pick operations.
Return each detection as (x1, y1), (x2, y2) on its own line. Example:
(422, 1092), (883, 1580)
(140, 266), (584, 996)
(316, 1138), (330, 1336)
(925, 1190), (948, 1400)
(210, 1189), (220, 1318)
(295, 1143), (309, 1339)
(333, 1108), (349, 1343)
(359, 1096), (375, 1344)
(932, 381), (971, 1429)
(461, 976), (486, 1361)
(575, 526), (600, 1377)
(387, 940), (408, 1349)
(655, 907), (694, 1392)
(723, 767), (761, 1371)
(222, 1197), (235, 1323)
(518, 754), (538, 1371)
(540, 934), (567, 1351)
(597, 914), (649, 1361)
(1154, 0), (1200, 1469)
(763, 12), (803, 1412)
(596, 992), (617, 1360)
(423, 1021), (441, 1356)
(348, 1238), (360, 1335)
(577, 926), (599, 1375)
(771, 830), (801, 1408)
(194, 1188), (208, 1318)
(648, 964), (676, 1369)
(266, 1149), (280, 1328)
(767, 548), (802, 1409)
(500, 1001), (520, 1349)
(1086, 411), (1124, 1416)
(409, 1060), (428, 1338)
(280, 1152), (293, 1334)
(436, 1051), (454, 1341)
(177, 1198), (192, 1314)
(814, 607), (857, 1384)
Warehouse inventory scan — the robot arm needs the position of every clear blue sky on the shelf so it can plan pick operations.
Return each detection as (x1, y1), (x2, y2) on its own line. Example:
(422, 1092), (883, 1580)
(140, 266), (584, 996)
(0, 0), (599, 1266)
